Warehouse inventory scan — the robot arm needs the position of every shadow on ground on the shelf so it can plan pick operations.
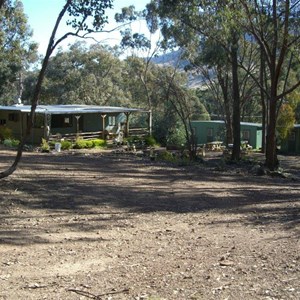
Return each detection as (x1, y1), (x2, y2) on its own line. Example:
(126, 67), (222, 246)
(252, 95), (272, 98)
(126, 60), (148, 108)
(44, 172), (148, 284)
(0, 150), (299, 245)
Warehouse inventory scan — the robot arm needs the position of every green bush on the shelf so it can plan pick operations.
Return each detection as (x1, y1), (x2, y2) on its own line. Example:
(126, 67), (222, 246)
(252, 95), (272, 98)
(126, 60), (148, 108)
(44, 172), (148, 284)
(3, 138), (20, 148)
(0, 126), (12, 141)
(61, 140), (72, 150)
(92, 139), (106, 147)
(41, 138), (50, 152)
(156, 150), (177, 163)
(85, 140), (94, 148)
(144, 135), (157, 146)
(11, 139), (20, 147)
(73, 138), (87, 149)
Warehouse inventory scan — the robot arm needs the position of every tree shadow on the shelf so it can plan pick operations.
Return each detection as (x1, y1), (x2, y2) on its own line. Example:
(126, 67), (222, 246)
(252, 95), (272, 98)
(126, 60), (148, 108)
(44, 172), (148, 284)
(0, 151), (299, 245)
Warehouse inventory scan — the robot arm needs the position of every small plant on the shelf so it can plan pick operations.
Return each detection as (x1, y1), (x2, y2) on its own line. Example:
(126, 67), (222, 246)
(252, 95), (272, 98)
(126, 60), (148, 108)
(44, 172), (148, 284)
(92, 139), (106, 147)
(145, 135), (157, 147)
(0, 126), (12, 141)
(3, 138), (20, 148)
(85, 140), (94, 148)
(156, 150), (177, 163)
(73, 138), (87, 149)
(41, 138), (50, 152)
(61, 140), (72, 150)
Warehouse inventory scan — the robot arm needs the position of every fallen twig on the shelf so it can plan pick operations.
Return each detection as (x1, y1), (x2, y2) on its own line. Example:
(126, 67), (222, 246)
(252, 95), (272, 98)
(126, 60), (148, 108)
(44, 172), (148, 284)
(68, 287), (130, 299)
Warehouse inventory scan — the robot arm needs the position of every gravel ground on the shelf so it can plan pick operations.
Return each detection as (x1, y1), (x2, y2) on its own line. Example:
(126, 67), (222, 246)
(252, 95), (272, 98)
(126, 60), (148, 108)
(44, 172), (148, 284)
(0, 148), (299, 300)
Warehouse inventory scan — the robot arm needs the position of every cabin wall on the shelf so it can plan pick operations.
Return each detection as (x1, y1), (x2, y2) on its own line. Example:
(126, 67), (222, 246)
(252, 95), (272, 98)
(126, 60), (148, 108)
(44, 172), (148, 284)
(281, 127), (300, 154)
(191, 120), (262, 149)
(191, 121), (225, 145)
(240, 124), (262, 150)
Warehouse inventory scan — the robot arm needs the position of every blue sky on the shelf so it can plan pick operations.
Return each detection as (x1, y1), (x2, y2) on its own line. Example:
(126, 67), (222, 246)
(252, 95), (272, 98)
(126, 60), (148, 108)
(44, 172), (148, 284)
(22, 0), (153, 55)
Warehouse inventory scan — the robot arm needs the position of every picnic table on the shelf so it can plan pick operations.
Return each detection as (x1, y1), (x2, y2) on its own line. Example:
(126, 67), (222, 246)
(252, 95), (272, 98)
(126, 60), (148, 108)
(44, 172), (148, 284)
(205, 141), (223, 151)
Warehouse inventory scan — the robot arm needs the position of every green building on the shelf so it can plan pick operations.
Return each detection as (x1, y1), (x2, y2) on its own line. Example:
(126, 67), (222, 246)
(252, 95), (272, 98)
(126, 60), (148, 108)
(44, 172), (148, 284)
(280, 125), (300, 154)
(191, 120), (263, 150)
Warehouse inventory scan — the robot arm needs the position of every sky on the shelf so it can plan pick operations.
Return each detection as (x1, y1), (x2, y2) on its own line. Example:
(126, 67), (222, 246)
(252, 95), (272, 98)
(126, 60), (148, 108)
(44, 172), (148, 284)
(21, 0), (155, 55)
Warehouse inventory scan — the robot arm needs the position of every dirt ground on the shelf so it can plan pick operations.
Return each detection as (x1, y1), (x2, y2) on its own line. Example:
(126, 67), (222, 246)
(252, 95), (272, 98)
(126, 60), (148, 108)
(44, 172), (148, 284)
(0, 147), (299, 300)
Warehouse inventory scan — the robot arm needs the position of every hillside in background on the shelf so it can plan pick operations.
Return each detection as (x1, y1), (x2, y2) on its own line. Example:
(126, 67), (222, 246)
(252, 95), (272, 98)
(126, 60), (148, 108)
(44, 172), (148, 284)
(150, 50), (207, 89)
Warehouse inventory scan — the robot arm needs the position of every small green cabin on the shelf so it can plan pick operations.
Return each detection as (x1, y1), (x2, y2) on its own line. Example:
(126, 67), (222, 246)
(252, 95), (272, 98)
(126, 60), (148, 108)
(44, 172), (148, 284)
(0, 104), (148, 144)
(280, 125), (300, 154)
(191, 120), (263, 150)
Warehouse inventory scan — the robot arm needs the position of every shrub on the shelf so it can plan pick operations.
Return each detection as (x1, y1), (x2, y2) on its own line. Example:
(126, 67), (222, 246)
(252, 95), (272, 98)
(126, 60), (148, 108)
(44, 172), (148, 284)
(73, 138), (87, 149)
(0, 126), (12, 141)
(11, 139), (20, 147)
(144, 135), (157, 146)
(41, 138), (50, 152)
(85, 140), (94, 148)
(3, 138), (20, 148)
(156, 150), (177, 163)
(61, 140), (72, 150)
(92, 139), (106, 147)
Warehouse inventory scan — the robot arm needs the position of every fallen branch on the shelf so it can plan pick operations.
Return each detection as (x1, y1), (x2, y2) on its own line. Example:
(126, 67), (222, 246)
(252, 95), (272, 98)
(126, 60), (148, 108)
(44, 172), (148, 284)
(68, 288), (130, 299)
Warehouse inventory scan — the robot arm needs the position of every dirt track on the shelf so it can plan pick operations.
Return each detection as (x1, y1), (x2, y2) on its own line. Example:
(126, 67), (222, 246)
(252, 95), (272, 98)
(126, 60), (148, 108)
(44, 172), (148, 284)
(0, 149), (299, 299)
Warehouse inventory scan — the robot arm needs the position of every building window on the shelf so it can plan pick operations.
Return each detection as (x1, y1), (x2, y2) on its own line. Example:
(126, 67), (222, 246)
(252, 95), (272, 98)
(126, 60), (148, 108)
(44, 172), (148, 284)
(207, 128), (213, 137)
(207, 128), (214, 142)
(108, 116), (116, 126)
(51, 114), (73, 128)
(8, 113), (19, 122)
(289, 132), (296, 141)
(0, 119), (6, 125)
(242, 130), (250, 141)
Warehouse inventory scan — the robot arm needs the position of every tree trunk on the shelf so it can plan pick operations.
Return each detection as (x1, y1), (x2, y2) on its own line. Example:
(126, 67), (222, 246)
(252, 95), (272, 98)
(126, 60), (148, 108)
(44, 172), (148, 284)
(224, 106), (233, 145)
(231, 33), (241, 161)
(260, 47), (266, 153)
(218, 72), (233, 145)
(0, 0), (71, 179)
(265, 90), (279, 170)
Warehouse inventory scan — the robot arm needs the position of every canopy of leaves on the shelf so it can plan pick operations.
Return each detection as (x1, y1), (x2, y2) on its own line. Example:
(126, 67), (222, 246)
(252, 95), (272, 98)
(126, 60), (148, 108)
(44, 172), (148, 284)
(277, 103), (296, 140)
(0, 0), (37, 104)
(66, 0), (113, 32)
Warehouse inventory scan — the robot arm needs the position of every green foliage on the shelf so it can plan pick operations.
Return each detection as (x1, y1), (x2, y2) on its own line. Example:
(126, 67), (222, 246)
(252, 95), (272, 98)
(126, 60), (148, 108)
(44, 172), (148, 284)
(73, 138), (107, 149)
(0, 126), (12, 140)
(277, 104), (295, 141)
(166, 126), (186, 148)
(61, 140), (72, 150)
(286, 89), (300, 123)
(92, 139), (106, 147)
(0, 0), (38, 103)
(85, 140), (94, 148)
(41, 138), (50, 152)
(144, 135), (157, 146)
(3, 138), (19, 148)
(156, 150), (177, 163)
(73, 138), (87, 149)
(36, 42), (128, 106)
(67, 0), (113, 32)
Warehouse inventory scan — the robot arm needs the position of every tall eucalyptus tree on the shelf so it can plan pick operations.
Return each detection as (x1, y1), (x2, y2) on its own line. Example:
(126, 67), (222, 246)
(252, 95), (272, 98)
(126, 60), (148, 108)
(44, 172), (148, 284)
(148, 0), (248, 160)
(241, 0), (300, 170)
(0, 0), (37, 104)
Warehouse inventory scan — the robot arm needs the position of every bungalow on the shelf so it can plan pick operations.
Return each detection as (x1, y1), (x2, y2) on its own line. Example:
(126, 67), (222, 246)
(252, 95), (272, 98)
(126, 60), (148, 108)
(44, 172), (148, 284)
(191, 120), (263, 150)
(0, 104), (150, 144)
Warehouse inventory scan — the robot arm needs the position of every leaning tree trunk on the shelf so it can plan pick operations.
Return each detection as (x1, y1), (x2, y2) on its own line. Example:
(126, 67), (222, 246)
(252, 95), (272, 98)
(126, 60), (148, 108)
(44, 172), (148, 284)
(0, 1), (71, 179)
